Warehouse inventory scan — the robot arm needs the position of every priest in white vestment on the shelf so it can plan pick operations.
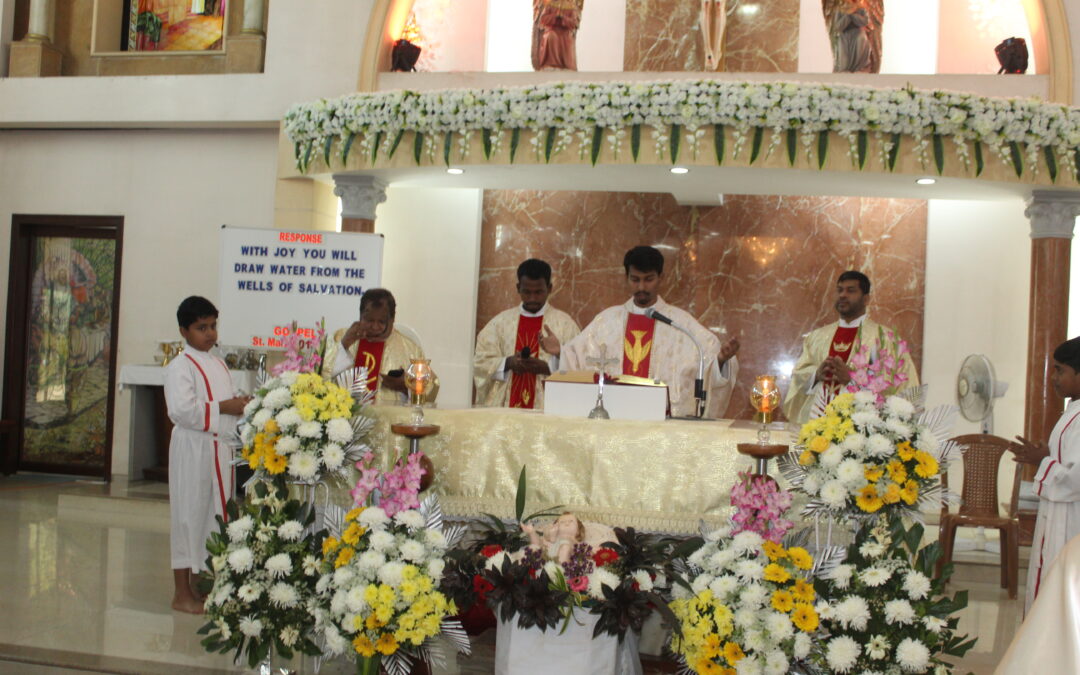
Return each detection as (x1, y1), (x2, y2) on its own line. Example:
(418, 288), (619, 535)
(474, 259), (581, 409)
(1010, 336), (1080, 613)
(782, 271), (920, 424)
(323, 288), (438, 403)
(557, 246), (740, 418)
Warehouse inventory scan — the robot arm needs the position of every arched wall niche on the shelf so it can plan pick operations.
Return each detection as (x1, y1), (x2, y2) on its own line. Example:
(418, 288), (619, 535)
(359, 0), (1072, 103)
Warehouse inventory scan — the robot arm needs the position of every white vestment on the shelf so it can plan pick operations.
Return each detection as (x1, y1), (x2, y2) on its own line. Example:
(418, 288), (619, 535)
(561, 297), (738, 418)
(323, 328), (437, 404)
(1025, 398), (1080, 613)
(473, 303), (580, 408)
(165, 345), (238, 572)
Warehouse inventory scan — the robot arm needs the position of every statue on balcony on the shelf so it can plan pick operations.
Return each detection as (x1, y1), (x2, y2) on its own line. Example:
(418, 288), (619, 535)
(824, 0), (883, 73)
(532, 0), (585, 71)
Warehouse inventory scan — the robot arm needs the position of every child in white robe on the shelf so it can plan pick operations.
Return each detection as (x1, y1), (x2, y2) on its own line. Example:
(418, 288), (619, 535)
(1011, 335), (1080, 613)
(165, 296), (249, 614)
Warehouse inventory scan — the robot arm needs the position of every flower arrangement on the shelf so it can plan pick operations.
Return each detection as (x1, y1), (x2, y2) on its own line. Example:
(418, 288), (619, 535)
(731, 472), (794, 543)
(199, 481), (324, 668)
(313, 502), (469, 675)
(843, 329), (913, 404)
(350, 449), (428, 517)
(812, 515), (975, 674)
(669, 526), (819, 675)
(238, 370), (365, 484)
(271, 319), (327, 376)
(779, 391), (959, 522)
(284, 80), (1080, 183)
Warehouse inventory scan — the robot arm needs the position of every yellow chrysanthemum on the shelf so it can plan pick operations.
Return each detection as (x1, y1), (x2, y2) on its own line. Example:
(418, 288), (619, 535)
(900, 480), (919, 505)
(342, 522), (364, 545)
(694, 657), (722, 675)
(791, 603), (820, 632)
(352, 634), (376, 657)
(722, 641), (745, 665)
(887, 459), (908, 484)
(882, 482), (902, 504)
(771, 589), (794, 613)
(365, 613), (385, 630)
(799, 449), (816, 466)
(334, 546), (355, 568)
(375, 633), (399, 655)
(896, 440), (915, 461)
(322, 535), (340, 556)
(787, 547), (813, 570)
(345, 506), (365, 522)
(263, 419), (280, 434)
(791, 578), (815, 603)
(914, 451), (939, 478)
(763, 563), (791, 583)
(856, 485), (884, 513)
(264, 452), (288, 475)
(808, 436), (830, 454)
(864, 465), (884, 482)
(762, 541), (787, 561)
(703, 633), (723, 660)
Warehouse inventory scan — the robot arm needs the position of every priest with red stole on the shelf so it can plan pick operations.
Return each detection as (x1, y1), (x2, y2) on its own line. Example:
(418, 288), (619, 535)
(473, 259), (581, 409)
(556, 246), (741, 418)
(782, 270), (919, 424)
(323, 288), (438, 403)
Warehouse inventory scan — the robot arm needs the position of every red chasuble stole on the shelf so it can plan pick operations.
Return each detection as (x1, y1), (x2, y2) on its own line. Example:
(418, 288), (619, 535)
(825, 325), (860, 397)
(509, 315), (544, 409)
(622, 313), (656, 377)
(354, 340), (387, 395)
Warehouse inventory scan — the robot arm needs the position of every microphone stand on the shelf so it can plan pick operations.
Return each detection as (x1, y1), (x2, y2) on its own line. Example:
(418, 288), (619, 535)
(646, 307), (708, 418)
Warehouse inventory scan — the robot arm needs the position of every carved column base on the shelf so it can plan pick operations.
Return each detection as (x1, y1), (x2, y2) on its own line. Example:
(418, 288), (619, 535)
(341, 217), (375, 233)
(225, 33), (265, 74)
(9, 40), (62, 77)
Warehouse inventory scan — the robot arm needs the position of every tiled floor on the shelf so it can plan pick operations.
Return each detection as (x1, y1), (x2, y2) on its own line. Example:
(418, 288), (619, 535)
(0, 476), (1022, 674)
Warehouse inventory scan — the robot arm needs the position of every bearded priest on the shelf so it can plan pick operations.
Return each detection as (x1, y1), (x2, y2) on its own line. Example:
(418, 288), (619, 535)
(473, 259), (581, 409)
(554, 246), (740, 418)
(782, 271), (919, 424)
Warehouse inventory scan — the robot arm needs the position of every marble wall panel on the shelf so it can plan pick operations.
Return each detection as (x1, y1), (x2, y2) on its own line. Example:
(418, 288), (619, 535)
(624, 0), (799, 72)
(478, 190), (926, 420)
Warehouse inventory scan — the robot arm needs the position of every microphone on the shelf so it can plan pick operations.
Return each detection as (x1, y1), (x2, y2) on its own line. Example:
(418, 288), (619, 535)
(643, 306), (707, 418)
(520, 346), (531, 359)
(643, 307), (674, 325)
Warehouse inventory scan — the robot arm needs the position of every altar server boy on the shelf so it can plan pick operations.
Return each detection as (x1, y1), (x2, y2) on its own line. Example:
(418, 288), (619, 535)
(166, 296), (250, 613)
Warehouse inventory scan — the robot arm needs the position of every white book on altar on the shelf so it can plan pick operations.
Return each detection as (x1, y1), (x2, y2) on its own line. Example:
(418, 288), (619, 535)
(543, 371), (668, 421)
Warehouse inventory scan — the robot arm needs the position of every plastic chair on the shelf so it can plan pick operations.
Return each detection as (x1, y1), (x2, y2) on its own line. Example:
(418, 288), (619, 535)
(937, 434), (1019, 599)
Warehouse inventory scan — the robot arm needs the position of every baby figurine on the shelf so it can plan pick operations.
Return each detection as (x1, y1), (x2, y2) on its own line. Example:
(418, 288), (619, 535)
(522, 511), (585, 564)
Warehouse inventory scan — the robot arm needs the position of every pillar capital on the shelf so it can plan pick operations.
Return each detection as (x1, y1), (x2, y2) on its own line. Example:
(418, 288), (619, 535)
(333, 174), (387, 221)
(1024, 190), (1080, 239)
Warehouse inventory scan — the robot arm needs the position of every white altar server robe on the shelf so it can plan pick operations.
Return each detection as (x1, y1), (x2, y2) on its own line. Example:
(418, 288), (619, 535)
(165, 346), (238, 572)
(1025, 398), (1080, 612)
(561, 297), (738, 418)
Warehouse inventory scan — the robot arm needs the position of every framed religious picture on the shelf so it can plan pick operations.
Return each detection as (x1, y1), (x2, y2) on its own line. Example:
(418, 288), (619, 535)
(122, 0), (227, 52)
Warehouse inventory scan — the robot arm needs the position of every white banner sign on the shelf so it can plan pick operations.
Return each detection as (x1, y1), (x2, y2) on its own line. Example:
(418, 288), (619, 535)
(218, 226), (384, 348)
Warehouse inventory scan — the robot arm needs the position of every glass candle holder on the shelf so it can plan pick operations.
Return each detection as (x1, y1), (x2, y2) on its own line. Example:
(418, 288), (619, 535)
(404, 358), (434, 424)
(749, 375), (780, 443)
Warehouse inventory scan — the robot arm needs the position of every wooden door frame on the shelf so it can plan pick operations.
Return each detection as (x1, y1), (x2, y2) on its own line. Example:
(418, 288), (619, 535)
(2, 214), (124, 479)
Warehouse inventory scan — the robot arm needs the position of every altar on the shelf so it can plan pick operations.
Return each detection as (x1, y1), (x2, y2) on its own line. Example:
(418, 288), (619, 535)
(362, 405), (792, 534)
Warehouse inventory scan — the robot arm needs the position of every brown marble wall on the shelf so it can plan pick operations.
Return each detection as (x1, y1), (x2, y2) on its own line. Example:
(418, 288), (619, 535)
(478, 191), (926, 420)
(624, 0), (799, 72)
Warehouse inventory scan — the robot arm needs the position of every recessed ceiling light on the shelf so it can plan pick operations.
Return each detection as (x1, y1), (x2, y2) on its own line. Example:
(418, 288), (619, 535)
(446, 168), (464, 175)
(915, 177), (935, 185)
(738, 4), (761, 16)
(670, 167), (689, 174)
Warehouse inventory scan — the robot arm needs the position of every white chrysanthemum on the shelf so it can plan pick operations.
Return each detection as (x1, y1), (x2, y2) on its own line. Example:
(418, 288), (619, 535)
(852, 411), (881, 430)
(211, 582), (234, 606)
(397, 539), (427, 563)
(329, 589), (347, 616)
(356, 551), (384, 574)
(279, 626), (300, 647)
(709, 574), (739, 597)
(671, 584), (692, 600)
(732, 530), (764, 553)
(708, 548), (736, 571)
(486, 551), (509, 570)
(332, 566), (355, 587)
(297, 420), (322, 438)
(243, 396), (262, 417)
(315, 575), (331, 594)
(820, 480), (849, 508)
(394, 510), (425, 529)
(358, 506), (390, 529)
(885, 599), (916, 625)
(327, 417), (353, 444)
(276, 407), (302, 429)
(278, 520), (304, 541)
(345, 586), (368, 612)
(860, 566), (892, 587)
(587, 567), (621, 599)
(705, 524), (733, 541)
(733, 607), (757, 629)
(829, 564), (854, 589)
(240, 424), (255, 446)
(227, 515), (254, 542)
(896, 637), (931, 672)
(263, 386), (292, 410)
(266, 552), (293, 578)
(815, 599), (833, 619)
(743, 629), (766, 654)
(369, 530), (396, 552)
(737, 655), (764, 675)
(923, 615), (947, 633)
(866, 434), (893, 458)
(303, 554), (318, 575)
(859, 541), (885, 558)
(904, 570), (932, 600)
(239, 616), (264, 638)
(691, 573), (714, 594)
(886, 418), (912, 437)
(631, 569), (654, 592)
(322, 443), (345, 470)
(288, 452), (319, 480)
(256, 523), (274, 543)
(820, 445), (845, 469)
(425, 529), (447, 549)
(803, 473), (821, 495)
(764, 649), (788, 675)
(324, 627), (347, 655)
(687, 546), (708, 568)
(275, 435), (300, 455)
(825, 635), (860, 673)
(834, 596), (871, 630)
(378, 561), (406, 587)
(765, 611), (794, 641)
(734, 559), (765, 582)
(216, 619), (232, 640)
(837, 458), (865, 484)
(427, 558), (445, 580)
(916, 432), (940, 455)
(228, 547), (255, 573)
(269, 582), (299, 608)
(739, 583), (768, 609)
(841, 433), (867, 454)
(885, 395), (915, 419)
(252, 408), (273, 428)
(793, 632), (812, 659)
(865, 634), (890, 660)
(853, 390), (877, 407)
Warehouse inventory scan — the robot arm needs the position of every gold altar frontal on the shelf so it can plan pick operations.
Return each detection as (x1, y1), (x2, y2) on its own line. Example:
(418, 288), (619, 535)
(360, 405), (792, 534)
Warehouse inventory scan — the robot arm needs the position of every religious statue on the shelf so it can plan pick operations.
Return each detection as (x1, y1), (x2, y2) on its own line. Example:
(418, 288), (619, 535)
(531, 0), (585, 71)
(522, 512), (585, 564)
(823, 0), (883, 74)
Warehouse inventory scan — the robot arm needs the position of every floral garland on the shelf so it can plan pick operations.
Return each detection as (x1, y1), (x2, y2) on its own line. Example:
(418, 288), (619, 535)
(284, 79), (1080, 181)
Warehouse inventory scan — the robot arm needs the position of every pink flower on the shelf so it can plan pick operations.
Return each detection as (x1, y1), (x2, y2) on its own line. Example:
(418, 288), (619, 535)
(568, 576), (589, 592)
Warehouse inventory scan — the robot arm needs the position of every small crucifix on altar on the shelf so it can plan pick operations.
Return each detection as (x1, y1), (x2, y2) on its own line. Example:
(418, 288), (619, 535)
(585, 344), (619, 419)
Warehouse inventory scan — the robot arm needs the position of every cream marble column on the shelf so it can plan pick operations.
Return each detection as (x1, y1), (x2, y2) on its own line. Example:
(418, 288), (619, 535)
(25, 0), (54, 42)
(226, 0), (266, 73)
(334, 175), (387, 234)
(1023, 190), (1080, 444)
(9, 0), (61, 77)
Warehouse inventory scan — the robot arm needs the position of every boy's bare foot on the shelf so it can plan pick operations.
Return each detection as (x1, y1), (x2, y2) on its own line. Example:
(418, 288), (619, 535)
(171, 595), (205, 614)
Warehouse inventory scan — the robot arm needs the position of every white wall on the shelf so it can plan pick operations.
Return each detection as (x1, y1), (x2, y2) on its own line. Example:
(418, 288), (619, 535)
(485, 0), (625, 72)
(374, 187), (483, 410)
(0, 128), (281, 478)
(412, 0), (489, 72)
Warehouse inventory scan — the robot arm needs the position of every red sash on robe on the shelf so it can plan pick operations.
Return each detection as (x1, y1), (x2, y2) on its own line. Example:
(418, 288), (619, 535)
(622, 313), (656, 378)
(354, 339), (387, 396)
(824, 325), (859, 397)
(509, 315), (544, 409)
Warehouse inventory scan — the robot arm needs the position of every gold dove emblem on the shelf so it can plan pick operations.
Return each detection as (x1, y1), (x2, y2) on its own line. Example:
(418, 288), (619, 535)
(624, 330), (652, 375)
(832, 340), (852, 352)
(361, 351), (378, 388)
(521, 388), (531, 405)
